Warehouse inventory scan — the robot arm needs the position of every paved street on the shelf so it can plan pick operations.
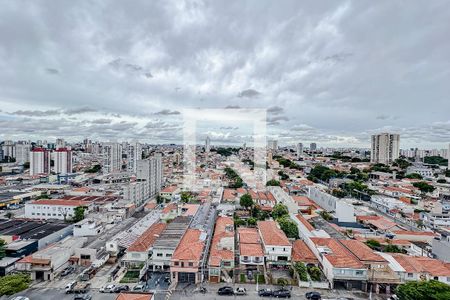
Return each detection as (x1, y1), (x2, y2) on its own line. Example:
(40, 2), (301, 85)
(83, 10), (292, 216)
(171, 283), (389, 300)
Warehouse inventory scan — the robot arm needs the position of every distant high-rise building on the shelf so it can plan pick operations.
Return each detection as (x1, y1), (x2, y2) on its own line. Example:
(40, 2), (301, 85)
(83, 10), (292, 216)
(268, 140), (278, 151)
(30, 148), (51, 176)
(296, 143), (304, 158)
(127, 142), (142, 173)
(448, 143), (450, 169)
(205, 136), (211, 153)
(136, 154), (163, 198)
(56, 138), (66, 150)
(53, 148), (73, 174)
(15, 142), (31, 164)
(1, 140), (15, 159)
(371, 133), (400, 165)
(310, 143), (317, 152)
(102, 142), (122, 173)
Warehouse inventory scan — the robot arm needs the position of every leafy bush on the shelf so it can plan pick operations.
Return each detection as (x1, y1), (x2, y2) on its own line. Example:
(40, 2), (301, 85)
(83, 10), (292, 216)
(277, 216), (299, 239)
(307, 266), (322, 281)
(0, 274), (31, 295)
(277, 278), (289, 286)
(240, 273), (246, 283)
(294, 262), (308, 281)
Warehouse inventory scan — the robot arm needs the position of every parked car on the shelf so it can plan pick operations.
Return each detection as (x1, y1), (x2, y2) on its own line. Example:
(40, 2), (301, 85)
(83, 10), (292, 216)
(73, 295), (92, 300)
(133, 284), (145, 291)
(113, 285), (130, 293)
(234, 287), (247, 295)
(217, 286), (235, 295)
(65, 281), (77, 291)
(273, 288), (291, 298)
(305, 291), (321, 300)
(99, 284), (116, 293)
(258, 288), (274, 297)
(61, 266), (75, 276)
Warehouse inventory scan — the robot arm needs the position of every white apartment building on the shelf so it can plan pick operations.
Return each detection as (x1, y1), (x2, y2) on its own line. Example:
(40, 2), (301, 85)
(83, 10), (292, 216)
(55, 138), (65, 150)
(15, 142), (31, 164)
(310, 143), (317, 151)
(268, 140), (278, 151)
(1, 140), (15, 159)
(25, 199), (91, 220)
(136, 154), (163, 199)
(30, 148), (51, 176)
(371, 133), (400, 165)
(123, 181), (150, 207)
(297, 143), (303, 158)
(126, 142), (142, 173)
(102, 142), (122, 174)
(205, 136), (211, 153)
(53, 148), (73, 174)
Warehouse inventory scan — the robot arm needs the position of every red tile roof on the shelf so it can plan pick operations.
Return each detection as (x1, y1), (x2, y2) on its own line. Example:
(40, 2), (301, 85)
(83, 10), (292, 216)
(127, 223), (167, 252)
(29, 199), (91, 207)
(296, 214), (315, 232)
(238, 227), (261, 244)
(292, 240), (318, 263)
(310, 238), (365, 269)
(391, 254), (450, 276)
(209, 217), (234, 267)
(340, 240), (386, 263)
(116, 293), (153, 300)
(172, 229), (205, 261)
(257, 220), (290, 247)
(161, 186), (178, 193)
(240, 243), (264, 257)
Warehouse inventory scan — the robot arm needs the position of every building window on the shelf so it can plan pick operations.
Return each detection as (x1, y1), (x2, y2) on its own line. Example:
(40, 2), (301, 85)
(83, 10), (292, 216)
(189, 262), (193, 267)
(157, 253), (163, 257)
(407, 273), (413, 278)
(355, 271), (363, 276)
(166, 253), (172, 257)
(174, 262), (179, 266)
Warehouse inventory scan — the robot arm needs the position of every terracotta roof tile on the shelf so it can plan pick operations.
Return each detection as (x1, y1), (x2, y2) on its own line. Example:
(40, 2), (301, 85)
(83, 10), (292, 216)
(257, 220), (290, 247)
(172, 229), (205, 261)
(292, 240), (318, 263)
(127, 223), (167, 252)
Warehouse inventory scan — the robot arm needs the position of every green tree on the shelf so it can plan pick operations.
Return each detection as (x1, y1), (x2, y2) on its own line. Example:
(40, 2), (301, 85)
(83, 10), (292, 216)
(332, 189), (346, 198)
(396, 280), (450, 300)
(307, 266), (322, 281)
(413, 181), (435, 194)
(36, 193), (51, 200)
(266, 179), (281, 186)
(180, 191), (193, 203)
(277, 216), (299, 239)
(0, 274), (31, 295)
(384, 244), (403, 253)
(293, 262), (308, 281)
(0, 239), (6, 259)
(405, 173), (423, 179)
(247, 217), (257, 226)
(73, 206), (85, 222)
(240, 193), (253, 210)
(365, 239), (381, 250)
(272, 203), (289, 219)
(319, 211), (333, 221)
(393, 158), (412, 169)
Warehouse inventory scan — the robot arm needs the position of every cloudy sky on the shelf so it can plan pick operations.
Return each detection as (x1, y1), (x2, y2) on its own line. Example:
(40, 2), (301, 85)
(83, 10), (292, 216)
(0, 0), (449, 149)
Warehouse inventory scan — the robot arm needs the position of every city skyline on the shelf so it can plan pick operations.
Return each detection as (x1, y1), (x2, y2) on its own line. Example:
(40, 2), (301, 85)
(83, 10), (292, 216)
(1, 1), (450, 148)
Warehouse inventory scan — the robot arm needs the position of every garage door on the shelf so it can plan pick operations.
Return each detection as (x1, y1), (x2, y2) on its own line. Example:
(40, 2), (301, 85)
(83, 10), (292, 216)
(179, 272), (196, 283)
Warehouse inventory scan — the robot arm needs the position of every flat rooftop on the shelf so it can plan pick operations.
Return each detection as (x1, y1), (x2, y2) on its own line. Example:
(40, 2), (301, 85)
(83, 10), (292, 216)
(0, 219), (69, 239)
(153, 216), (191, 250)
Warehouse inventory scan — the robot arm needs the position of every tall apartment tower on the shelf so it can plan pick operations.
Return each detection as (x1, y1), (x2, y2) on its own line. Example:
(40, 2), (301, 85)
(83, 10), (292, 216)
(102, 142), (122, 174)
(205, 136), (211, 153)
(296, 143), (304, 158)
(136, 154), (163, 198)
(127, 142), (142, 173)
(30, 148), (51, 176)
(448, 143), (450, 169)
(15, 142), (31, 164)
(371, 133), (400, 165)
(268, 140), (278, 151)
(54, 148), (73, 174)
(310, 143), (317, 152)
(1, 140), (15, 159)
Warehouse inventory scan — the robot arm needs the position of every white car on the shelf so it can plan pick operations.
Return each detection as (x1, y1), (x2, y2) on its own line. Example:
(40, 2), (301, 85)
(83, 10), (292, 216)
(234, 287), (247, 295)
(99, 284), (116, 293)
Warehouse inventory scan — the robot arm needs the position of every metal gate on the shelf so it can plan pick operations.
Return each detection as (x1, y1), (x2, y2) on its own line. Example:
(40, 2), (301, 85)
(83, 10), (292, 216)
(178, 272), (196, 283)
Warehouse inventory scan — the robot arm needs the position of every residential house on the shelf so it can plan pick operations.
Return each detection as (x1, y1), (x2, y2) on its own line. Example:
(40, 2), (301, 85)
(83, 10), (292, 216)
(257, 221), (292, 268)
(208, 216), (234, 283)
(170, 229), (206, 284)
(238, 228), (264, 272)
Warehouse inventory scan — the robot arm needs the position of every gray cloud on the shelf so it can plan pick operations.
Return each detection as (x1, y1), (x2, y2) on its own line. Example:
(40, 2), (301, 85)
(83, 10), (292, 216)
(45, 68), (60, 75)
(267, 106), (284, 115)
(90, 118), (112, 124)
(237, 89), (261, 98)
(0, 1), (449, 147)
(11, 109), (60, 117)
(154, 109), (180, 115)
(64, 107), (97, 115)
